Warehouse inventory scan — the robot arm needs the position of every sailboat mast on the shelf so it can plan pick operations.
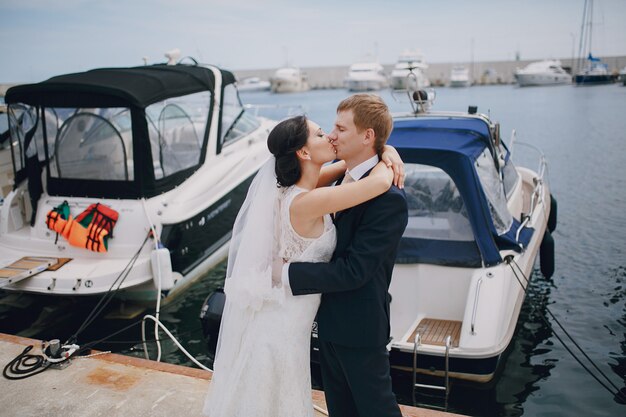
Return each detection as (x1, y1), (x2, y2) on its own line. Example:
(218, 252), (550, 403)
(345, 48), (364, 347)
(577, 0), (588, 73)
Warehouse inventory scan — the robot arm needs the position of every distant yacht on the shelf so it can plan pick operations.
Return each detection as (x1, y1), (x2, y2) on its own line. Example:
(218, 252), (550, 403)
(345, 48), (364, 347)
(449, 66), (470, 88)
(344, 62), (388, 91)
(390, 50), (429, 90)
(270, 67), (310, 93)
(237, 76), (271, 92)
(514, 60), (571, 87)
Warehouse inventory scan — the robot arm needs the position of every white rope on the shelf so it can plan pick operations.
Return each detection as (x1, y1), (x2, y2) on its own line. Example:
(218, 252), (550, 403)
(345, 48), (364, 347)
(141, 314), (212, 372)
(76, 350), (112, 359)
(313, 404), (329, 415)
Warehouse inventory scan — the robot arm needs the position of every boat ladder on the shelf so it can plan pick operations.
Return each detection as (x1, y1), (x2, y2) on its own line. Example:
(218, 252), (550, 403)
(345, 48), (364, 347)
(412, 333), (451, 402)
(0, 256), (58, 288)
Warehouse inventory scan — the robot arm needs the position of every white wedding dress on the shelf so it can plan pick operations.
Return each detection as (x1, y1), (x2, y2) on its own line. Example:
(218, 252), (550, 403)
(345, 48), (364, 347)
(203, 186), (337, 417)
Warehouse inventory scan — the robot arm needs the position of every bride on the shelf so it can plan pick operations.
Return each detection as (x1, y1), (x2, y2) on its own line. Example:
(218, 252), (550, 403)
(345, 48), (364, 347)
(203, 115), (402, 417)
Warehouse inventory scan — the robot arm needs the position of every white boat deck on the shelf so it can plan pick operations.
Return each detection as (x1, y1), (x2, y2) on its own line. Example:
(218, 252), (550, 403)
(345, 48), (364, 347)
(0, 333), (467, 417)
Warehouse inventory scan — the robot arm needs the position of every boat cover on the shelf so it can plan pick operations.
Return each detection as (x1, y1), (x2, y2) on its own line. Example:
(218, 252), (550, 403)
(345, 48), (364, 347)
(5, 65), (235, 108)
(4, 64), (236, 199)
(389, 117), (533, 267)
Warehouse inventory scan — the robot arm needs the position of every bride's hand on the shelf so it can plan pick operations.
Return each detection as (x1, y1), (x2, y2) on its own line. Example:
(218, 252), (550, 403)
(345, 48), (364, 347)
(381, 145), (405, 189)
(371, 160), (394, 188)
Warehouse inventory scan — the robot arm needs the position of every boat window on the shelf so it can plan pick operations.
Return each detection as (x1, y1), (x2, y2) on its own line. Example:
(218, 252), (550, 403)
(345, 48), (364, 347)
(146, 91), (210, 179)
(475, 148), (513, 234)
(220, 84), (260, 147)
(50, 108), (133, 181)
(8, 104), (60, 173)
(402, 163), (474, 241)
(501, 155), (519, 199)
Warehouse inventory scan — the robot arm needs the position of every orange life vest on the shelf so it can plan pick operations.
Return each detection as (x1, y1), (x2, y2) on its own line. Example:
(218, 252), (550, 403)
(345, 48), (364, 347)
(45, 201), (117, 253)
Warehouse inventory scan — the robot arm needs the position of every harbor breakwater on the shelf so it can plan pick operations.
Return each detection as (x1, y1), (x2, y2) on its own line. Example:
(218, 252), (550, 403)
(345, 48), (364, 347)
(1, 55), (625, 93)
(232, 55), (626, 89)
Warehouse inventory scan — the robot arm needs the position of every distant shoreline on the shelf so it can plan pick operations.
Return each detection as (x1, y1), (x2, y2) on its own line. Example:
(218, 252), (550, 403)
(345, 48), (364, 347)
(232, 55), (626, 88)
(2, 55), (625, 92)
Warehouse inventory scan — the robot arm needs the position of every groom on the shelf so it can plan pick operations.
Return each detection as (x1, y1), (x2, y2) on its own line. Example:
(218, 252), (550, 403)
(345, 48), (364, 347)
(284, 94), (408, 417)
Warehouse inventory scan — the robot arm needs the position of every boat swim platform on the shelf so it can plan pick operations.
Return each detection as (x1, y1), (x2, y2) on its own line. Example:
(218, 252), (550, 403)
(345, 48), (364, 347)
(0, 333), (467, 417)
(408, 318), (462, 347)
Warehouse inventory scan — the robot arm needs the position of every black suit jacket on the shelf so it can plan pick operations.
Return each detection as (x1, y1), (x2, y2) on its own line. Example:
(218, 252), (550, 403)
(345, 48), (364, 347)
(289, 172), (408, 347)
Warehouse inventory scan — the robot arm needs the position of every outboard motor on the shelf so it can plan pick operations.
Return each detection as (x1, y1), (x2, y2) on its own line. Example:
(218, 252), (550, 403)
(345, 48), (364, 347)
(199, 288), (226, 350)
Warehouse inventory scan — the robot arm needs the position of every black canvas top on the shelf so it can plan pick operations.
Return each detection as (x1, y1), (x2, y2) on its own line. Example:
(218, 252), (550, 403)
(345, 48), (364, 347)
(5, 64), (236, 108)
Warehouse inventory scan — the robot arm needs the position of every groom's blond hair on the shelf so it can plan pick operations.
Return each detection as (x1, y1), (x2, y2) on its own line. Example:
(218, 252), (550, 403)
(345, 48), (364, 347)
(337, 94), (393, 155)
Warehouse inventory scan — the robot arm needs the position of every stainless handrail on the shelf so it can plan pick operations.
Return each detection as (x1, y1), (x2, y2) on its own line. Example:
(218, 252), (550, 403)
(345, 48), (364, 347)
(471, 276), (484, 335)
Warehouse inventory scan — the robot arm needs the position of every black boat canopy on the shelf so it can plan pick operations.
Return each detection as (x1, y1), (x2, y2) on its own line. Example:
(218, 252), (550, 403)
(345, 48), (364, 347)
(5, 64), (238, 200)
(5, 64), (235, 108)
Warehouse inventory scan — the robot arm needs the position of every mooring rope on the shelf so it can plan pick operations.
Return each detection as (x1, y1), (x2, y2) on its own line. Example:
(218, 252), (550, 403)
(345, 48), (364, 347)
(506, 257), (626, 403)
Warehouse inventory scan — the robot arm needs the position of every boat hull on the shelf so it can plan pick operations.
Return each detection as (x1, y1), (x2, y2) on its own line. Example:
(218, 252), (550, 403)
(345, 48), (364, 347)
(344, 79), (387, 92)
(574, 74), (616, 85)
(384, 166), (550, 383)
(449, 80), (470, 88)
(270, 78), (309, 93)
(390, 72), (430, 90)
(515, 73), (571, 87)
(0, 174), (253, 302)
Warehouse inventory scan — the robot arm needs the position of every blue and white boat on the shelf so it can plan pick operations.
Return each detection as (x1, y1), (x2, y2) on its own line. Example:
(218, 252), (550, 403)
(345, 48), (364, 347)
(574, 1), (616, 85)
(574, 54), (615, 85)
(381, 91), (556, 388)
(199, 87), (557, 390)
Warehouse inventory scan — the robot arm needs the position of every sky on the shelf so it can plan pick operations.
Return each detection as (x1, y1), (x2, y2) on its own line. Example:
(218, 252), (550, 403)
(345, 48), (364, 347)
(1, 0), (625, 83)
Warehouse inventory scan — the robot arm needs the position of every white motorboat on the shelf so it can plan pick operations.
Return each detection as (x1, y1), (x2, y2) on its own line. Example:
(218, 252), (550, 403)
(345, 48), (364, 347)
(514, 60), (572, 87)
(0, 63), (276, 302)
(237, 76), (271, 92)
(514, 60), (571, 87)
(380, 91), (556, 388)
(390, 50), (430, 90)
(344, 61), (388, 91)
(449, 66), (470, 88)
(270, 67), (310, 93)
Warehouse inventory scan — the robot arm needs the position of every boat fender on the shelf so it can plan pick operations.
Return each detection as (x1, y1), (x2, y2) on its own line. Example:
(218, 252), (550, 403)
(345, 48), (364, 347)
(151, 246), (174, 291)
(200, 289), (226, 348)
(539, 230), (555, 278)
(548, 194), (557, 233)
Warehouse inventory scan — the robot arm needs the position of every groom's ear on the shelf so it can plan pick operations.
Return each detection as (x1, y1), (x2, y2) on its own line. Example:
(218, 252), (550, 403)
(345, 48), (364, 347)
(362, 128), (375, 145)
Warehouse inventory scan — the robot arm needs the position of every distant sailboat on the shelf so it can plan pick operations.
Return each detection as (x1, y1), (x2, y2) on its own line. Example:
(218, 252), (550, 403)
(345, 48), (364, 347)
(574, 0), (615, 85)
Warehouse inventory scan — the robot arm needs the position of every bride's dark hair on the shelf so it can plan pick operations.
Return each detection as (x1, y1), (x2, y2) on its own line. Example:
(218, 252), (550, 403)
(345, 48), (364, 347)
(267, 115), (309, 187)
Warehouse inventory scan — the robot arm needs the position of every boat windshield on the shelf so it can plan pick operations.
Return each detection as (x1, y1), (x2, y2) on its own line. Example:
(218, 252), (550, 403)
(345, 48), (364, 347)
(48, 107), (133, 181)
(475, 148), (513, 234)
(402, 163), (473, 241)
(146, 91), (211, 179)
(8, 104), (61, 177)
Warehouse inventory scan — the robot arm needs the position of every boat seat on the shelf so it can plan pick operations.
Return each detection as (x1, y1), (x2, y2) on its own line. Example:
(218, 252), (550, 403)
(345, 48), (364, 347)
(408, 318), (461, 347)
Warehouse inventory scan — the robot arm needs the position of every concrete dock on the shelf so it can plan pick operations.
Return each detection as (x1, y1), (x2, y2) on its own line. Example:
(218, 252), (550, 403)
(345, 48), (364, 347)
(0, 333), (465, 417)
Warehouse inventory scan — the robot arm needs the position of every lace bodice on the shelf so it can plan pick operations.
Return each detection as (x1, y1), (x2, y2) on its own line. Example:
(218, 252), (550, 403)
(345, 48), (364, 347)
(278, 186), (336, 264)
